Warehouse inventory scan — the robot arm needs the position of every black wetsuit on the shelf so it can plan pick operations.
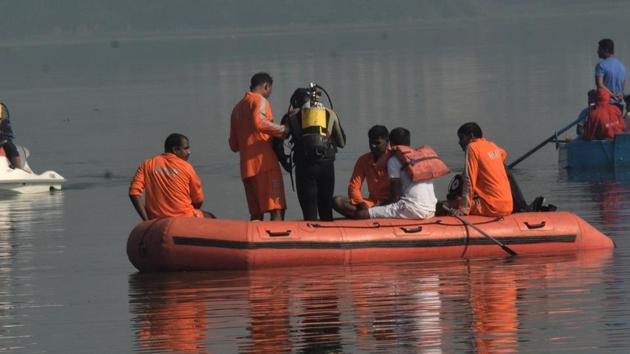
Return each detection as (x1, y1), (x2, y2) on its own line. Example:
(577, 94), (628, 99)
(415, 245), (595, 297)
(285, 108), (346, 221)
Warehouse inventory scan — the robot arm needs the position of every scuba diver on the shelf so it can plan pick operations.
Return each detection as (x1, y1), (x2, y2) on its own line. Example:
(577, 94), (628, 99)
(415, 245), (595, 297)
(276, 83), (346, 221)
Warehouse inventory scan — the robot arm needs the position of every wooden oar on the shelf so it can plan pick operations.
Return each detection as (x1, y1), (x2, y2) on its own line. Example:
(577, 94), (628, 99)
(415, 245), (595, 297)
(507, 115), (584, 169)
(452, 214), (518, 257)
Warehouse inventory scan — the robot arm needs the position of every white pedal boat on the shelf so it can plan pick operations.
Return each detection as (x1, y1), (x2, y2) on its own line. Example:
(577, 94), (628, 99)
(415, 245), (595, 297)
(0, 146), (65, 194)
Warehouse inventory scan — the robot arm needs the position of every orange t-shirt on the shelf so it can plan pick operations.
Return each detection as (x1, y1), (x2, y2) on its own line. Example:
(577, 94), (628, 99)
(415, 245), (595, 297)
(348, 152), (390, 205)
(129, 153), (204, 219)
(229, 91), (285, 179)
(461, 138), (512, 216)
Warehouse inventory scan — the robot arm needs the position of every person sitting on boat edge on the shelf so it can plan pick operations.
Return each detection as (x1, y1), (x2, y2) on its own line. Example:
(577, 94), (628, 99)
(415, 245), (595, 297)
(343, 127), (443, 220)
(332, 125), (391, 218)
(438, 122), (512, 217)
(129, 133), (215, 221)
(0, 102), (30, 172)
(582, 87), (626, 140)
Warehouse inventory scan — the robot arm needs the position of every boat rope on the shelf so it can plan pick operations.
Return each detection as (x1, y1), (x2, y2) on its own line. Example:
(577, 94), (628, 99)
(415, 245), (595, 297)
(307, 217), (502, 229)
(307, 221), (384, 229)
(460, 221), (471, 258)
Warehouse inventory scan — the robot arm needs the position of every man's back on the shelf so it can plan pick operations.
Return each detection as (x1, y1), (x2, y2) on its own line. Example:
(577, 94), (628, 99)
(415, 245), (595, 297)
(464, 138), (512, 215)
(229, 91), (283, 178)
(387, 155), (437, 214)
(129, 153), (203, 219)
(596, 57), (626, 104)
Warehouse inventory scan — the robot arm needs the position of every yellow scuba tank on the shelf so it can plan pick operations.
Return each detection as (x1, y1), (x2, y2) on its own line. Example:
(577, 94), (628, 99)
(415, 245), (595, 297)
(291, 83), (338, 163)
(300, 104), (327, 136)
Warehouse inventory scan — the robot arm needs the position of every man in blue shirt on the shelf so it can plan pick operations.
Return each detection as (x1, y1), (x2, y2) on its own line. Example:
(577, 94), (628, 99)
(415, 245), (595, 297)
(595, 38), (626, 108)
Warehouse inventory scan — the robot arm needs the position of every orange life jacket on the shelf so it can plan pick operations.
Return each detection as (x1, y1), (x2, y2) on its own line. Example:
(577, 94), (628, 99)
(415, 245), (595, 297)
(378, 145), (450, 182)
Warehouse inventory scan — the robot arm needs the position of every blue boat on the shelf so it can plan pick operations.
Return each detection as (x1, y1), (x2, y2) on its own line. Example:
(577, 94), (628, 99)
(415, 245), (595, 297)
(558, 133), (630, 169)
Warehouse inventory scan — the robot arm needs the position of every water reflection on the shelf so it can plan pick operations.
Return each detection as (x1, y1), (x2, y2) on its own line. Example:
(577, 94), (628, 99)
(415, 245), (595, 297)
(560, 168), (630, 236)
(469, 263), (518, 353)
(0, 192), (65, 351)
(128, 250), (612, 353)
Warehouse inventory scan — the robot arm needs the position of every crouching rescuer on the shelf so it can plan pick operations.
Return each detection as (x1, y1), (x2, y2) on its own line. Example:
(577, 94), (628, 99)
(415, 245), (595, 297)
(344, 127), (449, 220)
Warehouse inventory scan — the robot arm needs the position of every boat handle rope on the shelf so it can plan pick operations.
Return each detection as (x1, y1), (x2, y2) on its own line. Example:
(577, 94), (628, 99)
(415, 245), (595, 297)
(430, 217), (503, 227)
(307, 217), (502, 229)
(524, 221), (546, 229)
(307, 221), (383, 229)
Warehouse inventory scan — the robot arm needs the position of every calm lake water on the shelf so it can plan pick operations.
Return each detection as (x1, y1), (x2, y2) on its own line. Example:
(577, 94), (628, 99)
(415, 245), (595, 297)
(2, 4), (630, 353)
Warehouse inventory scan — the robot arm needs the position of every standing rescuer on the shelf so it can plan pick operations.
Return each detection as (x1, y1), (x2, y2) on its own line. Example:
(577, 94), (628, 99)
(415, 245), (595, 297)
(282, 83), (346, 221)
(229, 72), (288, 221)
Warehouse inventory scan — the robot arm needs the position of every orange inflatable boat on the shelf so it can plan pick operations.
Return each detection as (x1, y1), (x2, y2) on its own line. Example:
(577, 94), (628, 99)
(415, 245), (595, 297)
(127, 212), (614, 272)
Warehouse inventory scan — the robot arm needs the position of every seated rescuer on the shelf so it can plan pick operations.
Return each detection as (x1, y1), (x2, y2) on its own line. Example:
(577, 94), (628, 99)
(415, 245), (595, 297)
(347, 127), (442, 220)
(332, 125), (391, 218)
(129, 133), (215, 221)
(583, 87), (626, 140)
(282, 85), (346, 221)
(443, 122), (512, 217)
(0, 102), (28, 172)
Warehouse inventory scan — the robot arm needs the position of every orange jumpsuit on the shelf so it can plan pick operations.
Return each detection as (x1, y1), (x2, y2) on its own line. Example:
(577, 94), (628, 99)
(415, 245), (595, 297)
(348, 152), (390, 207)
(229, 91), (286, 215)
(460, 138), (512, 216)
(583, 88), (626, 140)
(129, 153), (204, 219)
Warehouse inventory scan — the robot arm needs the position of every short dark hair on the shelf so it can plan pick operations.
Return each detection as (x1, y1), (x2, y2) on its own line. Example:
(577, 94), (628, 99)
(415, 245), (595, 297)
(164, 133), (188, 153)
(368, 125), (389, 140)
(289, 88), (309, 109)
(457, 122), (483, 138)
(598, 38), (615, 54)
(389, 127), (410, 146)
(250, 72), (273, 90)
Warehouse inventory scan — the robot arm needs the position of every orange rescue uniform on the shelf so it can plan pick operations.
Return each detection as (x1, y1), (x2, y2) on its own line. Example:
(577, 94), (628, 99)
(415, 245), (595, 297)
(229, 91), (287, 214)
(583, 88), (626, 140)
(348, 152), (390, 207)
(460, 138), (512, 216)
(129, 153), (204, 219)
